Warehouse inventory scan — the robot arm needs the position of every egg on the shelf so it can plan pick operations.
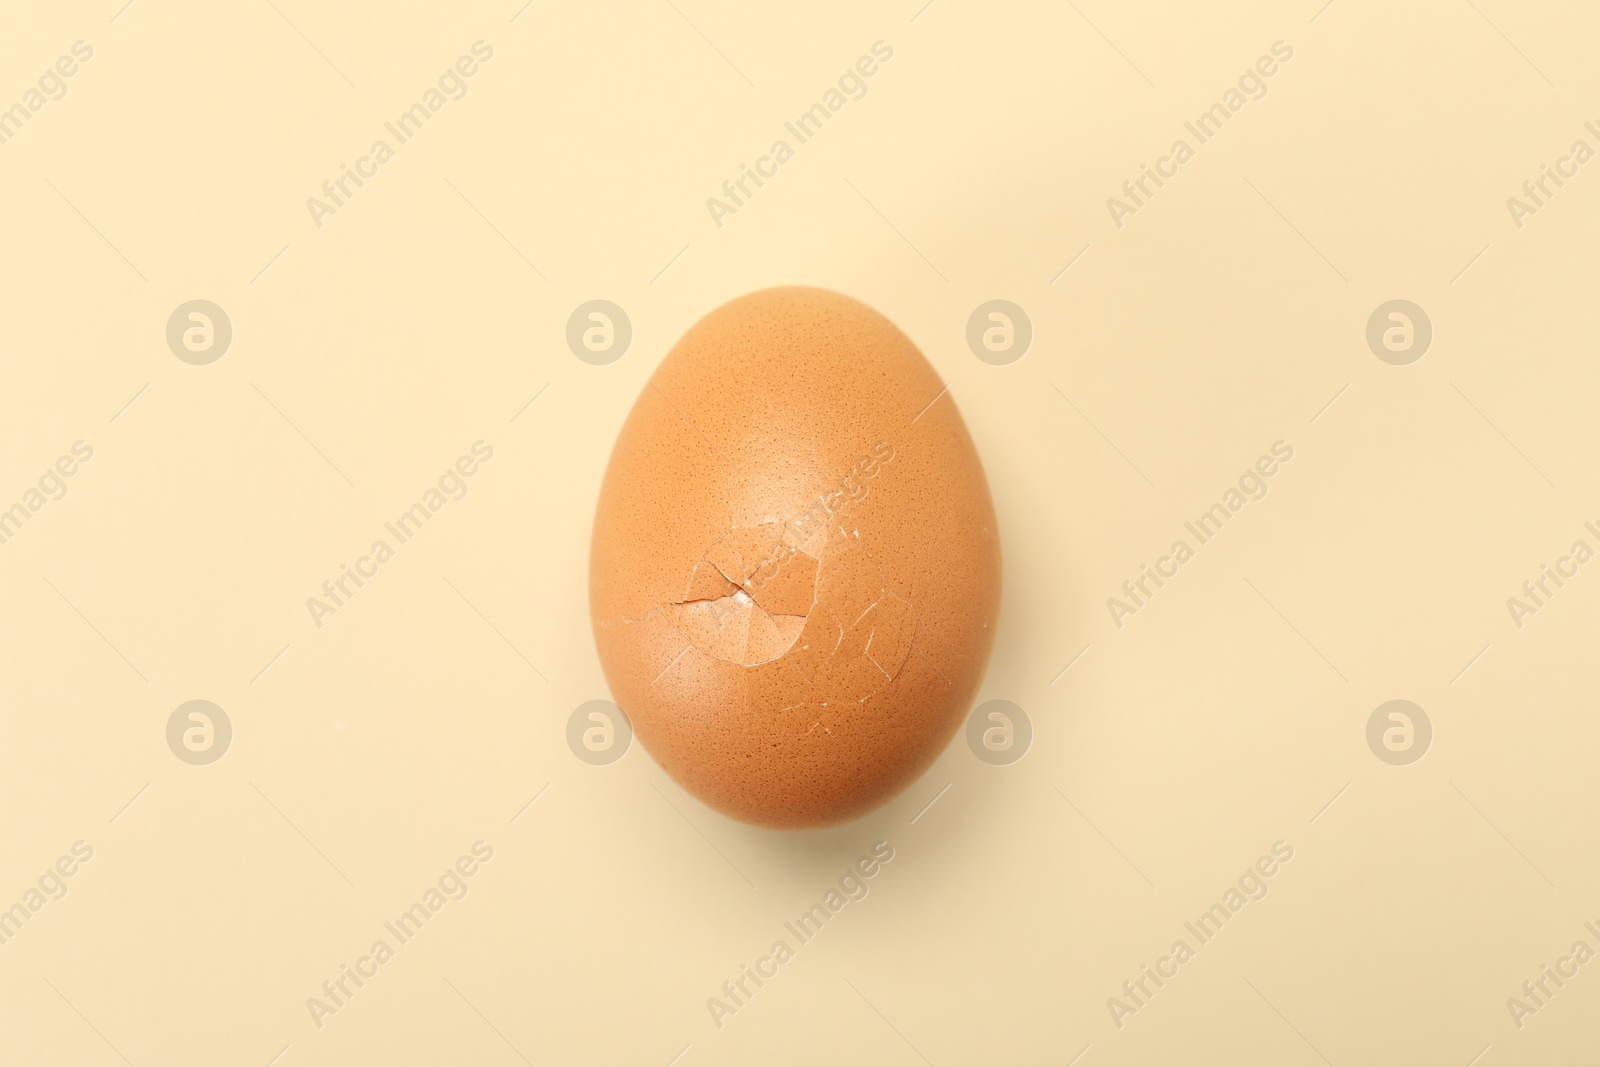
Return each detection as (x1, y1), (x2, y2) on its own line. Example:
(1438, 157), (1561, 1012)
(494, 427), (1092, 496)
(589, 287), (1001, 829)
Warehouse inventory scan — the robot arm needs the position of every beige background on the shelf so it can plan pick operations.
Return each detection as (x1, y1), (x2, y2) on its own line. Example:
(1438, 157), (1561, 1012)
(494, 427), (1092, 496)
(2, 0), (1598, 1064)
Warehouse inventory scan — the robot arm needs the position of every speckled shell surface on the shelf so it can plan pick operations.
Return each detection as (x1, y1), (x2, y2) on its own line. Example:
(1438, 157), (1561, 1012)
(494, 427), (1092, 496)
(589, 287), (1001, 829)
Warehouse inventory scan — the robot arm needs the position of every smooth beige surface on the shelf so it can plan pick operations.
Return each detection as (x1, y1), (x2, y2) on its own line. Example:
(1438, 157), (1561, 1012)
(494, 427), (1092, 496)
(1, 1), (1597, 1064)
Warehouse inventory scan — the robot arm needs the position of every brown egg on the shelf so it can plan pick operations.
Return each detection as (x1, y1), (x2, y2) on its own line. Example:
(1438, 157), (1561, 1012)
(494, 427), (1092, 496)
(589, 287), (1001, 829)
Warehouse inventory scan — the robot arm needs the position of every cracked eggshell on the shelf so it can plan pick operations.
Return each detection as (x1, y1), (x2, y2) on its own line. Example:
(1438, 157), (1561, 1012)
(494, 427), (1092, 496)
(589, 287), (1001, 829)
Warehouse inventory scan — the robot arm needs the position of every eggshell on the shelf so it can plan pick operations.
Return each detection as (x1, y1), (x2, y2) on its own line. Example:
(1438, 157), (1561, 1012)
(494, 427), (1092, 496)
(589, 287), (1001, 829)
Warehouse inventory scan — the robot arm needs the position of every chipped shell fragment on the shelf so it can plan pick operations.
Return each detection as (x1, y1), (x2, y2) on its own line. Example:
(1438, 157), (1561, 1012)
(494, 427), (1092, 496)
(589, 287), (1001, 829)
